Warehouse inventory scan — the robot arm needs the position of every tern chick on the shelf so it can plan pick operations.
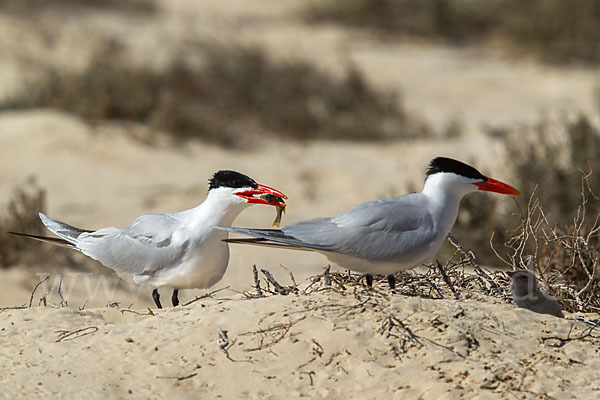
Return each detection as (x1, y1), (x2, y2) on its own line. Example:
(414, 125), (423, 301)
(507, 270), (564, 318)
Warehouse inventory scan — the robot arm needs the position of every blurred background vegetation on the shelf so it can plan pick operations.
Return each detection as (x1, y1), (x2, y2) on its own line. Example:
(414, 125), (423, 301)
(0, 45), (421, 147)
(1, 0), (599, 298)
(307, 0), (600, 65)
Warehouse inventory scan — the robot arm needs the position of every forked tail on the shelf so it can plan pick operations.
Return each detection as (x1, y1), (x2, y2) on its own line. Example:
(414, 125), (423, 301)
(8, 212), (92, 249)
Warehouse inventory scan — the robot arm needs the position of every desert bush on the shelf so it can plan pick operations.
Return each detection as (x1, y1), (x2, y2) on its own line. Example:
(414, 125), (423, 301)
(0, 179), (47, 268)
(445, 113), (600, 267)
(307, 0), (504, 42)
(496, 189), (600, 313)
(1, 45), (421, 146)
(509, 115), (600, 222)
(306, 0), (600, 64)
(0, 179), (83, 270)
(505, 116), (600, 308)
(0, 0), (156, 14)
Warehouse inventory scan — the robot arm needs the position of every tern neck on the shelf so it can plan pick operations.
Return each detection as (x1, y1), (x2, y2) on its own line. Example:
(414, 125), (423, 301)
(187, 192), (250, 231)
(422, 173), (475, 236)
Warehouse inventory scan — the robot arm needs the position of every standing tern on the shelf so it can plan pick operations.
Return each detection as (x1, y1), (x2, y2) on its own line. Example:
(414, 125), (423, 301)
(10, 171), (287, 308)
(221, 157), (521, 289)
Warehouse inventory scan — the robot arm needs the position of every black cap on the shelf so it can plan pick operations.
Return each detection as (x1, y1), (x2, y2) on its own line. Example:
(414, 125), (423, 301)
(209, 170), (258, 190)
(426, 157), (487, 181)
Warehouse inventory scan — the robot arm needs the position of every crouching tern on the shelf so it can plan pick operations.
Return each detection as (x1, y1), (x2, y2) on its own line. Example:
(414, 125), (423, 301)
(10, 171), (287, 308)
(507, 270), (564, 318)
(220, 157), (521, 289)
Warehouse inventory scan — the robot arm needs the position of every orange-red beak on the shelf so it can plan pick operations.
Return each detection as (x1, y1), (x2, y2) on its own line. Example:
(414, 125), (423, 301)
(235, 184), (287, 206)
(474, 178), (522, 196)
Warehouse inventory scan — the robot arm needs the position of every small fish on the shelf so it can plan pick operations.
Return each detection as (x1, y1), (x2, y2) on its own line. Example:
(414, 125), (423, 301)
(272, 205), (286, 227)
(260, 194), (283, 204)
(260, 194), (286, 227)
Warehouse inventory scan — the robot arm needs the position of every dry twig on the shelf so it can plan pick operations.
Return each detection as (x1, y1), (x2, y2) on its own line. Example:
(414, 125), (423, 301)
(447, 234), (500, 294)
(57, 275), (67, 307)
(182, 286), (230, 306)
(29, 274), (49, 307)
(436, 260), (460, 300)
(55, 326), (99, 342)
(261, 268), (296, 295)
(241, 316), (306, 352)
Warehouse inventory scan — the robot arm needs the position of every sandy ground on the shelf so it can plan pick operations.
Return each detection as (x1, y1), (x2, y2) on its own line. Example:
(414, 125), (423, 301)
(2, 1), (600, 398)
(2, 282), (599, 399)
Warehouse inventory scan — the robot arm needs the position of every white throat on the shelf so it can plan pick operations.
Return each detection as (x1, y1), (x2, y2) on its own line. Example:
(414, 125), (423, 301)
(422, 172), (478, 236)
(186, 189), (250, 231)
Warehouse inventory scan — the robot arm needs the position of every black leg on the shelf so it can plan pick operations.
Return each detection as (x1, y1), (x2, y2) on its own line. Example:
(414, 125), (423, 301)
(152, 288), (162, 309)
(387, 274), (396, 291)
(172, 289), (179, 307)
(365, 273), (373, 287)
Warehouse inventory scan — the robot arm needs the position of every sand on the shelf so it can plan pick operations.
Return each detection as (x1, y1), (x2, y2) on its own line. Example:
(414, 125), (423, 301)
(2, 281), (599, 399)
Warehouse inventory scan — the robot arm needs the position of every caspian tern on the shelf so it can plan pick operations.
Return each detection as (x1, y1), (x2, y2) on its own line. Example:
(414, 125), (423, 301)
(9, 171), (287, 308)
(220, 157), (521, 289)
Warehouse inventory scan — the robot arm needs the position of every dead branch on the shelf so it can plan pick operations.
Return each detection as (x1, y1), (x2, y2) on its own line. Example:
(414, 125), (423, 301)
(261, 268), (295, 295)
(253, 265), (263, 297)
(78, 300), (88, 311)
(280, 264), (298, 289)
(156, 372), (198, 381)
(0, 304), (27, 312)
(241, 316), (306, 352)
(55, 326), (99, 342)
(217, 329), (235, 361)
(182, 286), (230, 306)
(436, 260), (460, 300)
(542, 325), (596, 348)
(120, 309), (155, 316)
(447, 234), (500, 294)
(29, 274), (49, 307)
(323, 265), (332, 286)
(57, 275), (67, 307)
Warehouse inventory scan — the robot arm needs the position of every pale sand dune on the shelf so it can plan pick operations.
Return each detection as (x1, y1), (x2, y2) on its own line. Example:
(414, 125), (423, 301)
(1, 286), (598, 399)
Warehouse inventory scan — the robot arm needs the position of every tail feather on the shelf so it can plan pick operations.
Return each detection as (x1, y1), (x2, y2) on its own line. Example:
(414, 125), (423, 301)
(223, 237), (314, 251)
(38, 212), (92, 244)
(7, 231), (77, 249)
(220, 226), (330, 252)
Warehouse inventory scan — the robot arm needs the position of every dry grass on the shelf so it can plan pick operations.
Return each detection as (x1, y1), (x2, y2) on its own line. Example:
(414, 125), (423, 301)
(1, 45), (422, 147)
(306, 0), (600, 65)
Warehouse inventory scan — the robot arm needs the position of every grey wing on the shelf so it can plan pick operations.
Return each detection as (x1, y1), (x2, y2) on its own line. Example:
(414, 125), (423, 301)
(75, 214), (189, 280)
(537, 294), (564, 318)
(224, 194), (436, 263)
(286, 195), (435, 262)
